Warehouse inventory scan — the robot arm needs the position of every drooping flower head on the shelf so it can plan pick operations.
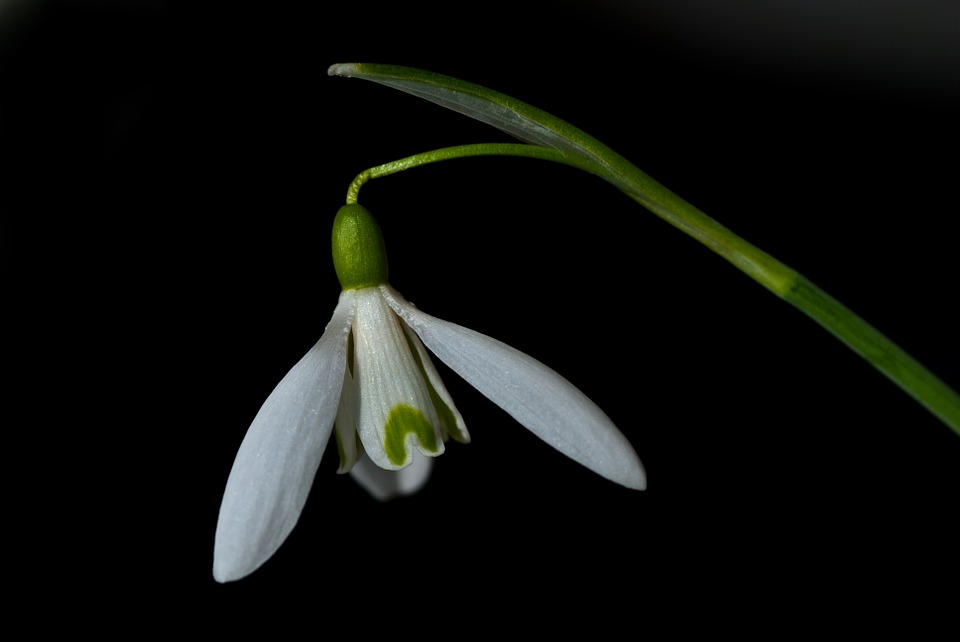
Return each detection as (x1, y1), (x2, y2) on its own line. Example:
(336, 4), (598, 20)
(213, 203), (646, 582)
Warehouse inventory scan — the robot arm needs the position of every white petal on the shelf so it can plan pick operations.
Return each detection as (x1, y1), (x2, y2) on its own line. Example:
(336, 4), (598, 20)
(382, 285), (646, 491)
(333, 355), (360, 473)
(213, 293), (357, 583)
(349, 449), (434, 501)
(400, 321), (470, 444)
(352, 288), (444, 470)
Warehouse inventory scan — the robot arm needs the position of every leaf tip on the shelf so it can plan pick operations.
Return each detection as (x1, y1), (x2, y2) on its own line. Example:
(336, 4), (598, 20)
(327, 62), (359, 78)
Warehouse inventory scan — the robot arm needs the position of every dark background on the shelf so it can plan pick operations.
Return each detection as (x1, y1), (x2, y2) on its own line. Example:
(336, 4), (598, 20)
(4, 0), (958, 627)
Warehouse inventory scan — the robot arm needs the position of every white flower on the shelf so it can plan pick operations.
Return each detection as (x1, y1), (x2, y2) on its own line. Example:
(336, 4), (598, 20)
(213, 204), (646, 582)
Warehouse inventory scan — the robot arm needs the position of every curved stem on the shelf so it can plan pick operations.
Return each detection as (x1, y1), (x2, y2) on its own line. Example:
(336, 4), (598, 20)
(788, 279), (960, 431)
(345, 143), (606, 204)
(332, 63), (960, 437)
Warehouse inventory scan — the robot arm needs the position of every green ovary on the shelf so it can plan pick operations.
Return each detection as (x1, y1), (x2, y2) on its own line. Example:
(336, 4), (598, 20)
(384, 404), (439, 466)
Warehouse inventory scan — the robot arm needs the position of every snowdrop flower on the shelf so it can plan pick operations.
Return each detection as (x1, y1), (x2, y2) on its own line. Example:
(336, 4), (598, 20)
(214, 203), (646, 582)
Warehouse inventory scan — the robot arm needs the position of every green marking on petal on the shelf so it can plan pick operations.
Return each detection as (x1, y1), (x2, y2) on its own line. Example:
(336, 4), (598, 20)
(384, 404), (439, 466)
(333, 422), (358, 473)
(334, 427), (345, 462)
(335, 428), (364, 473)
(402, 330), (468, 444)
(346, 329), (355, 377)
(431, 390), (467, 443)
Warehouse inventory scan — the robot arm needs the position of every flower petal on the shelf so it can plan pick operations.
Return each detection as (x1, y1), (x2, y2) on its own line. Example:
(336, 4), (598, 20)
(401, 321), (470, 444)
(352, 288), (445, 470)
(213, 293), (357, 583)
(349, 449), (434, 501)
(382, 285), (646, 491)
(333, 343), (360, 473)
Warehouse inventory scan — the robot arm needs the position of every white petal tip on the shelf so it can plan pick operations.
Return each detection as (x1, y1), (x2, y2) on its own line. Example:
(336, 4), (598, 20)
(628, 474), (648, 492)
(599, 464), (646, 492)
(212, 543), (261, 584)
(212, 561), (243, 584)
(608, 455), (647, 491)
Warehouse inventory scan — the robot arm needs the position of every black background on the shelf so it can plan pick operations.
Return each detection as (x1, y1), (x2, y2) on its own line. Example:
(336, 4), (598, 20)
(4, 0), (958, 628)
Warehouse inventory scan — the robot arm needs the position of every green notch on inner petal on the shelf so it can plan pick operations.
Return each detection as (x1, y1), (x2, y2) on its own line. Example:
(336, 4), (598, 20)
(384, 404), (439, 466)
(402, 331), (468, 443)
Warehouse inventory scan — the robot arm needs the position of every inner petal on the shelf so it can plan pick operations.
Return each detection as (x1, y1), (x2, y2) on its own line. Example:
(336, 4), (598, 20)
(400, 321), (470, 444)
(352, 288), (445, 470)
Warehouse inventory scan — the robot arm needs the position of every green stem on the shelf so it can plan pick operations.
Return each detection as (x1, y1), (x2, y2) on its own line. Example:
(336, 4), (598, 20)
(345, 143), (606, 204)
(625, 185), (960, 432)
(333, 63), (960, 437)
(789, 279), (960, 431)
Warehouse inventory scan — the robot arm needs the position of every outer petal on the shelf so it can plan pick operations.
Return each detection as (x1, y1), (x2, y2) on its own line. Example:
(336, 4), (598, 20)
(213, 292), (357, 583)
(382, 285), (646, 491)
(349, 449), (434, 501)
